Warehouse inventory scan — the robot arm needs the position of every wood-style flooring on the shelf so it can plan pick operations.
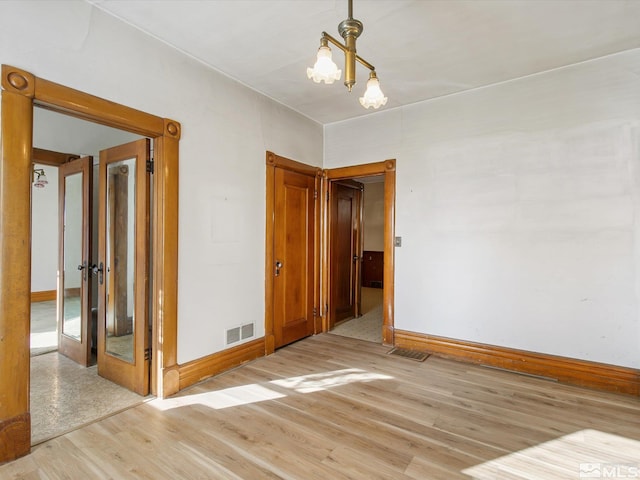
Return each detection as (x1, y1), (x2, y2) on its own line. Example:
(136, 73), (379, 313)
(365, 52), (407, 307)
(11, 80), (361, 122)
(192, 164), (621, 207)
(2, 334), (639, 479)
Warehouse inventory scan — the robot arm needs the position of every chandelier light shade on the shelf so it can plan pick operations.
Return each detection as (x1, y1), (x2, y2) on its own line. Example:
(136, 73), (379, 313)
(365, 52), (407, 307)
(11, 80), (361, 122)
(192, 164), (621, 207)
(33, 168), (48, 188)
(307, 41), (342, 84)
(307, 0), (387, 109)
(359, 71), (388, 109)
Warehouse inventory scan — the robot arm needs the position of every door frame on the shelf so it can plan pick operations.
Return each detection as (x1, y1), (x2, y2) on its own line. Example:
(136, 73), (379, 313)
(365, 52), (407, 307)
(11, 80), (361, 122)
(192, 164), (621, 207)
(264, 151), (322, 354)
(323, 160), (396, 345)
(0, 64), (180, 462)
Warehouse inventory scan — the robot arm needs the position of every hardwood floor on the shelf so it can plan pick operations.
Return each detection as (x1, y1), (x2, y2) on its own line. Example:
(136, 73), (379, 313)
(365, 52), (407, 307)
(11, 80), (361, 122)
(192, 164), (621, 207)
(2, 334), (639, 479)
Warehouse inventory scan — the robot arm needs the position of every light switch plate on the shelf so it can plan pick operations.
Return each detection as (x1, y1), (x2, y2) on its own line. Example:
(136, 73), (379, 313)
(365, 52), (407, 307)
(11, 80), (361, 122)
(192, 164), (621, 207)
(395, 236), (402, 247)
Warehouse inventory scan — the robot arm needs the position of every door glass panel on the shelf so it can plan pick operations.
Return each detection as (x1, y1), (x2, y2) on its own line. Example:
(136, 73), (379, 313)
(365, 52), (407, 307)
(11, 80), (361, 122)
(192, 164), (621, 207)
(62, 172), (83, 340)
(105, 158), (136, 363)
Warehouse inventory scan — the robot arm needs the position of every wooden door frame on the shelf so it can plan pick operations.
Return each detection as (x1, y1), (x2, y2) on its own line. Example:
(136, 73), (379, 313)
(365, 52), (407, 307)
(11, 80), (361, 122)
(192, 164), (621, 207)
(323, 160), (396, 345)
(265, 151), (322, 354)
(0, 64), (180, 462)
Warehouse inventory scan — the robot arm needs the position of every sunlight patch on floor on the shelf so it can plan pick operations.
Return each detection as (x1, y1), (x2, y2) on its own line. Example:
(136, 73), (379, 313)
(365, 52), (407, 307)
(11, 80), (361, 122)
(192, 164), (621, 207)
(271, 368), (393, 393)
(463, 429), (640, 479)
(151, 368), (393, 411)
(30, 331), (58, 350)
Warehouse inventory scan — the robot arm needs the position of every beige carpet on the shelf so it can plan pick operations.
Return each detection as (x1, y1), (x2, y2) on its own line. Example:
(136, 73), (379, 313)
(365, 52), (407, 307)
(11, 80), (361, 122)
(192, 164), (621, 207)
(330, 287), (383, 343)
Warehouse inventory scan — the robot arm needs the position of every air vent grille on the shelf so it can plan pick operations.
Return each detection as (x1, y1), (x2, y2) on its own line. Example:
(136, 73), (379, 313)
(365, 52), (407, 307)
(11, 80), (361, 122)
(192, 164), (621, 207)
(387, 347), (430, 362)
(226, 323), (255, 345)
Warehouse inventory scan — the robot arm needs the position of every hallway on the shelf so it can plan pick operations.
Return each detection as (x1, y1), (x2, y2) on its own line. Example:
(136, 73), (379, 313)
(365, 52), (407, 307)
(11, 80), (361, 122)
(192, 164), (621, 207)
(330, 287), (383, 343)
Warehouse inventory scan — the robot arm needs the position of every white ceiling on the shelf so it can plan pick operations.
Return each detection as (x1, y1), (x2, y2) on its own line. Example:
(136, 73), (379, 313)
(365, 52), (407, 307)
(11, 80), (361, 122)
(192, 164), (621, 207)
(88, 0), (640, 125)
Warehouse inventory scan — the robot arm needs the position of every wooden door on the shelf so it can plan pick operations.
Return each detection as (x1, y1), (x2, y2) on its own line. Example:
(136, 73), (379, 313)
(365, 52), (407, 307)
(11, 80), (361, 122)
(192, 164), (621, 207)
(330, 181), (363, 327)
(273, 167), (316, 348)
(97, 139), (150, 395)
(57, 156), (93, 366)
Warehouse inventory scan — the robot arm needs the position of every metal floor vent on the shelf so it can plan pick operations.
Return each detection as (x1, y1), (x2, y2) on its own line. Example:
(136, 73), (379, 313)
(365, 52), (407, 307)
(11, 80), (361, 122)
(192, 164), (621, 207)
(226, 323), (255, 345)
(387, 347), (430, 362)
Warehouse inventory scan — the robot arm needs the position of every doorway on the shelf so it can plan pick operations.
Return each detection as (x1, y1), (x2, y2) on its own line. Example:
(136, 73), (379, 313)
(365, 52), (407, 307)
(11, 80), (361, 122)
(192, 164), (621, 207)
(29, 109), (152, 443)
(265, 152), (396, 352)
(323, 160), (396, 345)
(330, 176), (385, 343)
(0, 64), (180, 462)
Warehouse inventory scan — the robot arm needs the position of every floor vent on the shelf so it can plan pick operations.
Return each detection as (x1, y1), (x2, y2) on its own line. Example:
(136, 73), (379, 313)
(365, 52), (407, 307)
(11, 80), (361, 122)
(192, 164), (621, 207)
(387, 347), (430, 362)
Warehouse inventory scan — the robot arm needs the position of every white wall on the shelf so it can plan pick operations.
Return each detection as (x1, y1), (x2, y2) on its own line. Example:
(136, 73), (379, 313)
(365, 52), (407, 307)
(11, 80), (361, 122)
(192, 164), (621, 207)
(31, 165), (59, 292)
(325, 49), (640, 369)
(363, 182), (384, 252)
(1, 1), (323, 363)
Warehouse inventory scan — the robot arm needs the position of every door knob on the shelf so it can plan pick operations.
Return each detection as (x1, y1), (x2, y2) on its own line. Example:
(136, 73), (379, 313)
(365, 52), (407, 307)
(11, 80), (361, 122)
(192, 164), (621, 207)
(91, 262), (105, 285)
(77, 261), (87, 281)
(275, 260), (283, 276)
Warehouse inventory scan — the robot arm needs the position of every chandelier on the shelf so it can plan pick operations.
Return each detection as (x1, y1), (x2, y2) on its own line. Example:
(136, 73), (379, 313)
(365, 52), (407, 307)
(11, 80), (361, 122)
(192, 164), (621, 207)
(307, 0), (387, 109)
(33, 168), (48, 188)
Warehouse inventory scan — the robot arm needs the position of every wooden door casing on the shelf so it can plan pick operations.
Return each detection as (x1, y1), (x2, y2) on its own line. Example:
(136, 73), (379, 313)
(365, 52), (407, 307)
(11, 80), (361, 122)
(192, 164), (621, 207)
(329, 181), (363, 327)
(0, 64), (181, 462)
(322, 160), (396, 345)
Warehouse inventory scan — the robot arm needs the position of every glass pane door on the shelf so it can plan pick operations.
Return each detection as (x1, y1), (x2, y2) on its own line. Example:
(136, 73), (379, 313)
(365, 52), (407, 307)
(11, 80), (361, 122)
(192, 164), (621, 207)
(58, 156), (93, 366)
(97, 139), (150, 395)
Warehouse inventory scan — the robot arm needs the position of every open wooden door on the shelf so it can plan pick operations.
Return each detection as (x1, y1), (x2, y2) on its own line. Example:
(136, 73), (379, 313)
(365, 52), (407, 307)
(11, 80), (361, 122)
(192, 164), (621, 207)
(272, 166), (317, 348)
(97, 139), (150, 395)
(57, 156), (93, 366)
(329, 180), (363, 328)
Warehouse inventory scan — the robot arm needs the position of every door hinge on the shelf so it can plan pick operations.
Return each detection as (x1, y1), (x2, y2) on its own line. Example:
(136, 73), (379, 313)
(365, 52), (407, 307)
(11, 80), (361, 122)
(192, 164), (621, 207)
(314, 190), (318, 200)
(144, 348), (152, 361)
(313, 307), (317, 317)
(326, 191), (329, 202)
(146, 159), (154, 174)
(325, 303), (329, 315)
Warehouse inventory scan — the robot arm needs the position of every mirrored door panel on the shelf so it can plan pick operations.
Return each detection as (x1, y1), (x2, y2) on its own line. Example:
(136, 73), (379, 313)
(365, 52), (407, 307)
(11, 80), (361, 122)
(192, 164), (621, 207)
(98, 139), (150, 396)
(105, 158), (136, 363)
(58, 157), (93, 366)
(62, 172), (82, 339)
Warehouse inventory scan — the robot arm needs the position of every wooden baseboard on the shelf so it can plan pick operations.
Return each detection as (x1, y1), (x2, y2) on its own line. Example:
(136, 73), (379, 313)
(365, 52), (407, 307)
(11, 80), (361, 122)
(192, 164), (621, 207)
(395, 330), (640, 396)
(31, 290), (56, 302)
(178, 338), (266, 391)
(0, 412), (30, 464)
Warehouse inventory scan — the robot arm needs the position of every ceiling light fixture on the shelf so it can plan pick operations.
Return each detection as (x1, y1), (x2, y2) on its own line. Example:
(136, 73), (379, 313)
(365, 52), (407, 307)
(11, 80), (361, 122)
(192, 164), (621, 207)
(307, 0), (387, 109)
(33, 168), (48, 188)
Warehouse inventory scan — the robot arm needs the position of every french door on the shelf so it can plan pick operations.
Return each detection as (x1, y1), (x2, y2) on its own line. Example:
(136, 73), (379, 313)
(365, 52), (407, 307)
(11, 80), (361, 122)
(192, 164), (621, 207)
(97, 139), (150, 396)
(57, 156), (93, 366)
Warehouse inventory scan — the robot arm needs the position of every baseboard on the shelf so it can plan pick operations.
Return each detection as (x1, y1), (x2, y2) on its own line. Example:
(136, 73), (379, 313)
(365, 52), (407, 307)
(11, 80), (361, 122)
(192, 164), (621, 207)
(31, 290), (56, 302)
(395, 330), (640, 396)
(178, 338), (265, 391)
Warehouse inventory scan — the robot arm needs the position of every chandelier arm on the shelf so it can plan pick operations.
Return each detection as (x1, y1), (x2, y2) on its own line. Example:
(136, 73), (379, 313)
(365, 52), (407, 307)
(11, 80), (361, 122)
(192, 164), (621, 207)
(321, 32), (376, 71)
